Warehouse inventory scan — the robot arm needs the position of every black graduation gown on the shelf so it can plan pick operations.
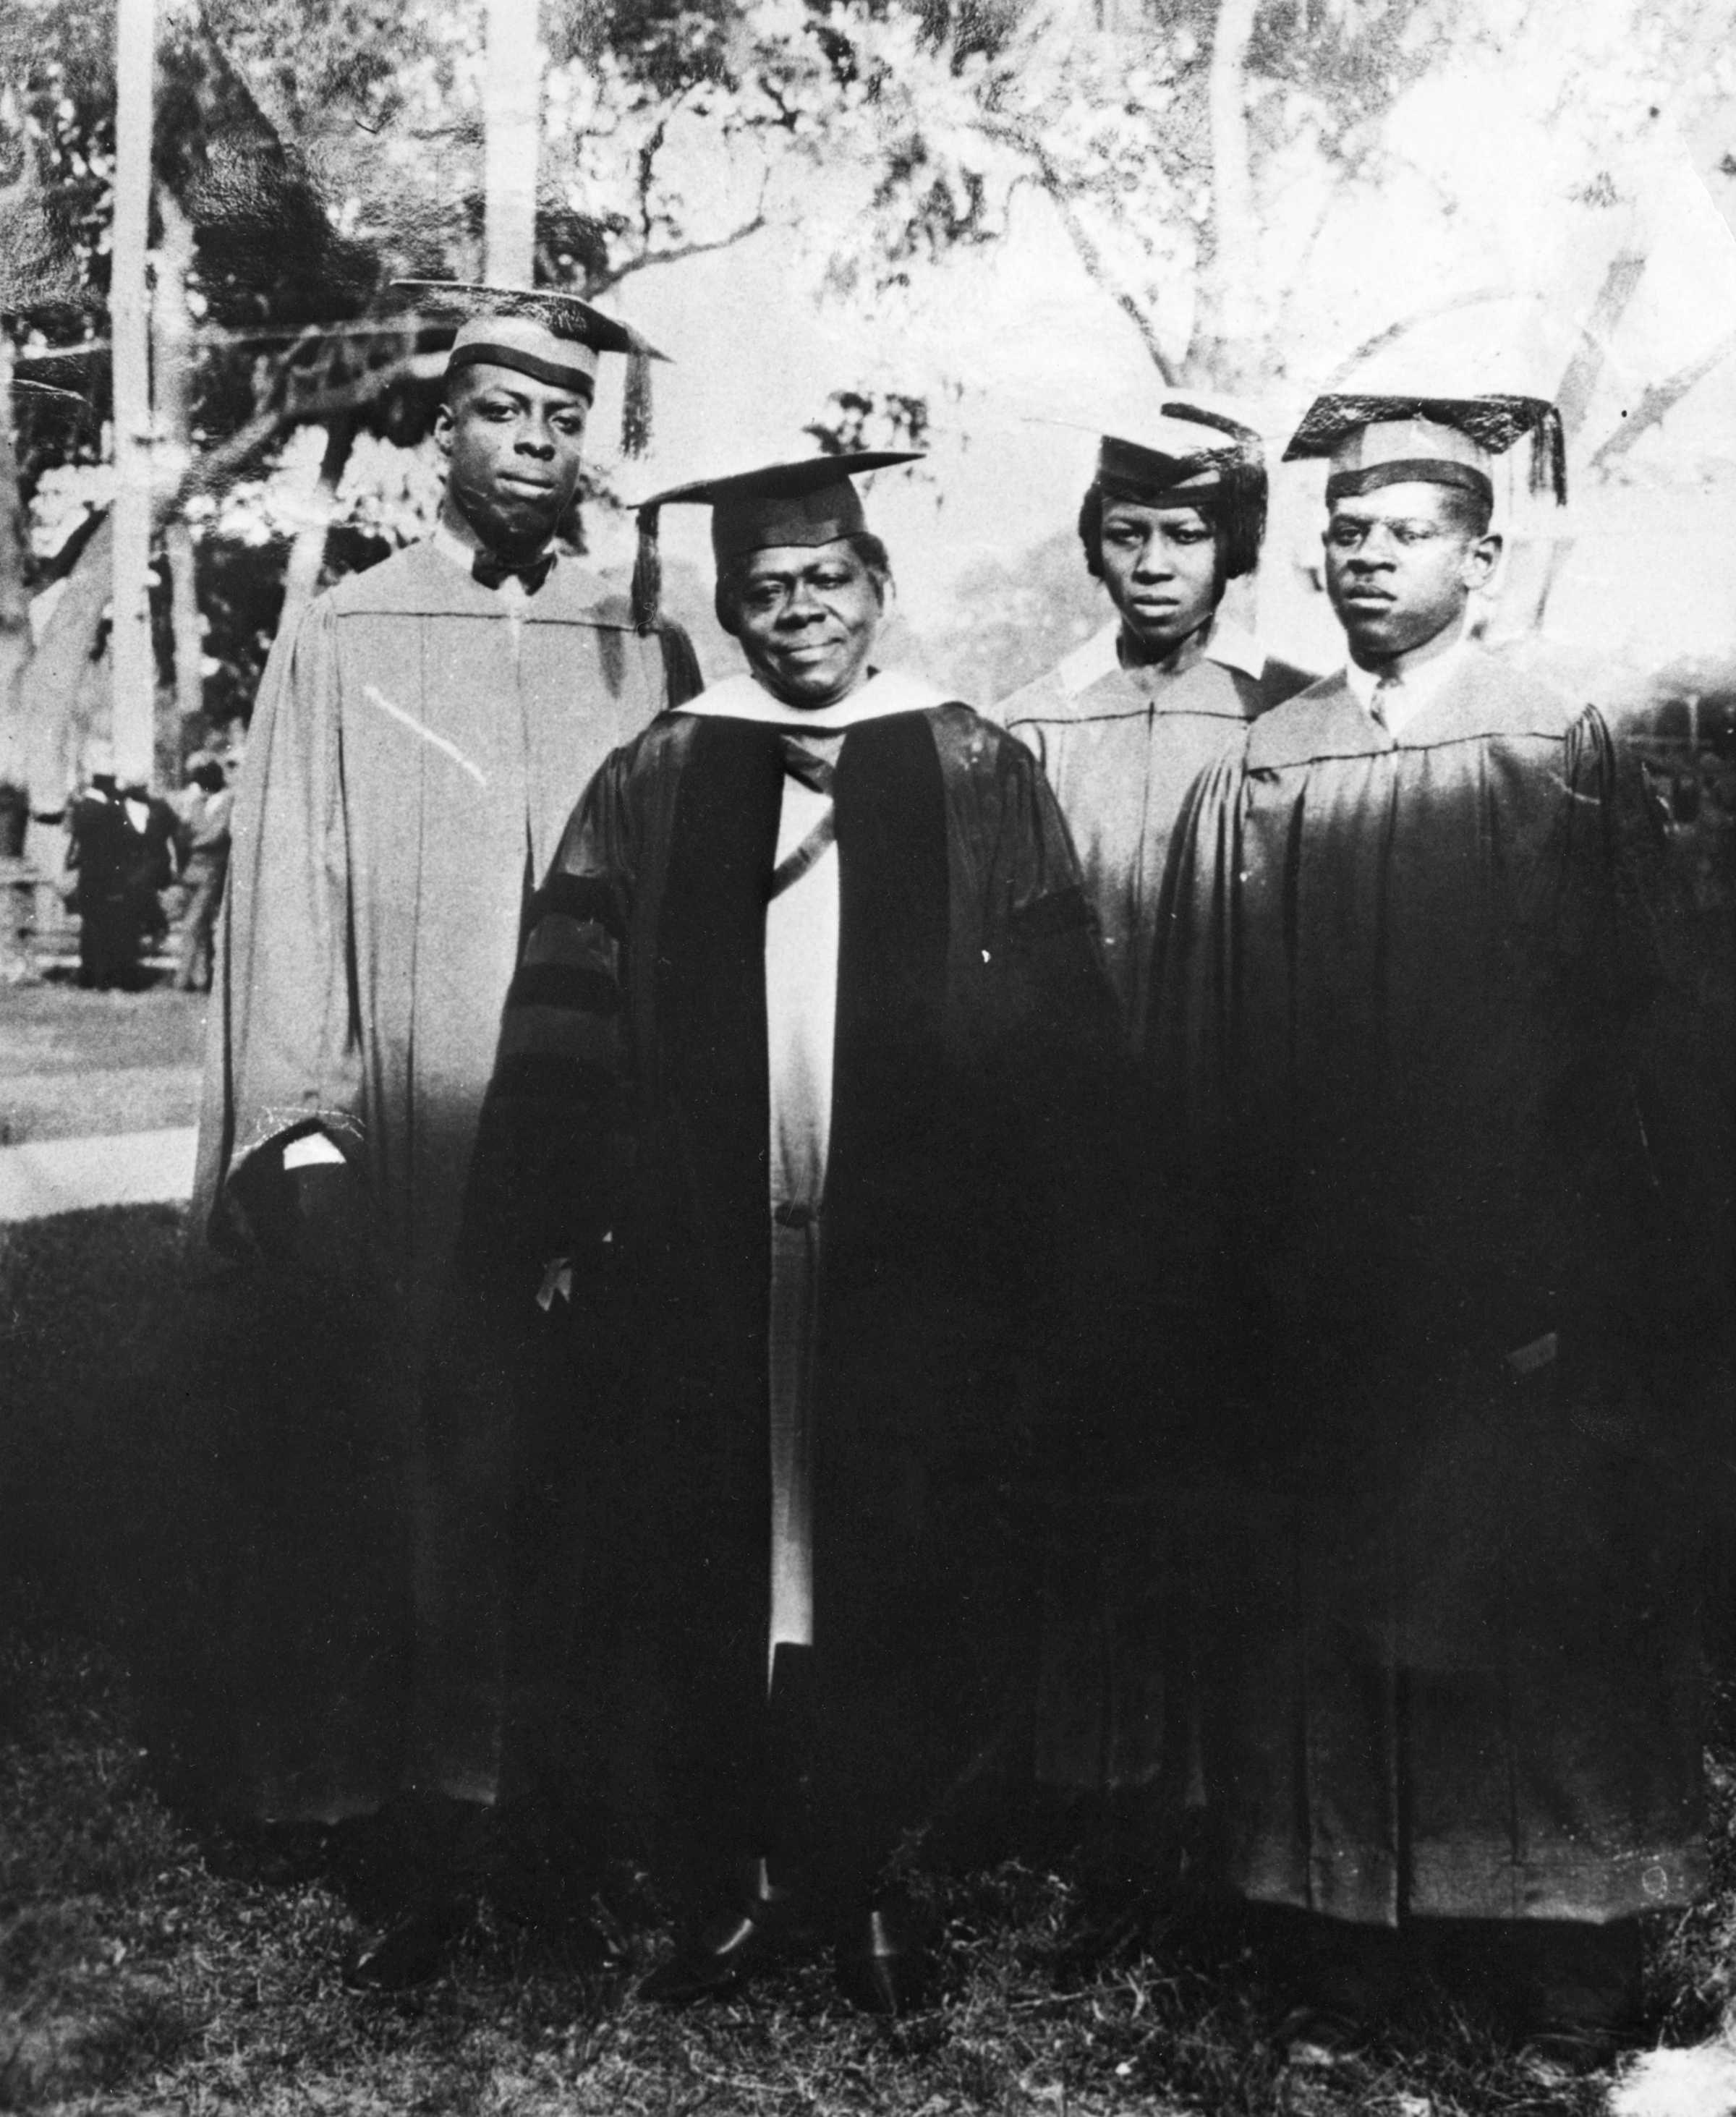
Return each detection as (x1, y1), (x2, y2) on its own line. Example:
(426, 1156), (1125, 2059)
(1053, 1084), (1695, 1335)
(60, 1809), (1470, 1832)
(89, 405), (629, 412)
(1146, 649), (1726, 1925)
(461, 694), (1118, 1887)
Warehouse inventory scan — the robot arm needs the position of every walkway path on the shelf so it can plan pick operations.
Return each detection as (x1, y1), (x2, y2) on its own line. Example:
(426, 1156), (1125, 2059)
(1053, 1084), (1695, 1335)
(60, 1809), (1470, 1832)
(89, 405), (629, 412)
(0, 1127), (197, 1221)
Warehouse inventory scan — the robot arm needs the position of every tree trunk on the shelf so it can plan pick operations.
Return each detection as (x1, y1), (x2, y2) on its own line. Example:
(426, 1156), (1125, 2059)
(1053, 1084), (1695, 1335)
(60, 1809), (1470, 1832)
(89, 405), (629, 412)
(1555, 252), (1647, 443)
(0, 339), (34, 793)
(19, 514), (115, 807)
(485, 0), (540, 283)
(1190, 0), (1261, 391)
(1503, 249), (1648, 634)
(0, 343), (32, 979)
(111, 0), (157, 787)
(154, 187), (203, 750)
(278, 413), (358, 636)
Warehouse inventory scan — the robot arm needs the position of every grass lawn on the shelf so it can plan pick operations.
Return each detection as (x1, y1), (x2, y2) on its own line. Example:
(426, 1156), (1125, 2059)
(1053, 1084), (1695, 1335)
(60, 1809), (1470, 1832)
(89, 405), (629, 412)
(2, 1204), (1733, 2114)
(0, 985), (205, 1147)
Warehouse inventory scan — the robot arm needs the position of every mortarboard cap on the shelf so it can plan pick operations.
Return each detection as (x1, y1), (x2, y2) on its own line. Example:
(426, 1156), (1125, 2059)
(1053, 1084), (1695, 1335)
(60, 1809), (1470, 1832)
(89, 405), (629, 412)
(1282, 393), (1566, 510)
(629, 451), (923, 632)
(393, 279), (668, 456)
(1092, 402), (1268, 579)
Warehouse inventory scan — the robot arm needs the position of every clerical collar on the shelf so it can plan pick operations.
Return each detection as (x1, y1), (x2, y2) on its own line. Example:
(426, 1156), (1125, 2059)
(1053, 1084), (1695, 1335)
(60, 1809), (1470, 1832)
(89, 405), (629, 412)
(1344, 632), (1471, 736)
(677, 668), (950, 728)
(432, 519), (556, 593)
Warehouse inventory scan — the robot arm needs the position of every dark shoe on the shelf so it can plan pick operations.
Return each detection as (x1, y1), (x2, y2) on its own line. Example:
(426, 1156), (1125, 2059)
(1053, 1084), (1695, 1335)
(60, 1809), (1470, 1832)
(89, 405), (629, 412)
(343, 1897), (464, 1991)
(639, 1876), (793, 2006)
(1522, 2024), (1629, 2076)
(833, 1896), (932, 2018)
(1510, 1918), (1643, 2069)
(1275, 1998), (1365, 2049)
(1254, 1908), (1415, 2051)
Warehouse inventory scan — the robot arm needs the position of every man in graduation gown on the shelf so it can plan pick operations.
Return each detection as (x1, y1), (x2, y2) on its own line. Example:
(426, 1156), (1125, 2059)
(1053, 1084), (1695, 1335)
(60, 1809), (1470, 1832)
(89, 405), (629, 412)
(462, 451), (1118, 2012)
(175, 286), (698, 1958)
(995, 409), (1311, 1828)
(1149, 394), (1728, 2057)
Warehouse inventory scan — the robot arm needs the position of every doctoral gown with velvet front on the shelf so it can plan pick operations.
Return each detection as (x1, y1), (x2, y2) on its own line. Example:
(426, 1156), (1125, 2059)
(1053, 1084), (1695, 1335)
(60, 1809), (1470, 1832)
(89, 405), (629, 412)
(461, 691), (1118, 1886)
(166, 542), (697, 1823)
(1146, 648), (1727, 1925)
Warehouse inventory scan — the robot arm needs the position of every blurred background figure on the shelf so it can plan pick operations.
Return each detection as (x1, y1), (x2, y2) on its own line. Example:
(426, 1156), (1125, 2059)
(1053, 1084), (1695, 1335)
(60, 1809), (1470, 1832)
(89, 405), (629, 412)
(60, 739), (176, 989)
(171, 753), (232, 993)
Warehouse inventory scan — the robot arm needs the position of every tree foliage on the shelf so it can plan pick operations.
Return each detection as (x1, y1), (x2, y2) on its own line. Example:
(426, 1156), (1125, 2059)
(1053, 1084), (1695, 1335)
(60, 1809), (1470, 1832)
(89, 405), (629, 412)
(4, 0), (1735, 784)
(793, 0), (1736, 406)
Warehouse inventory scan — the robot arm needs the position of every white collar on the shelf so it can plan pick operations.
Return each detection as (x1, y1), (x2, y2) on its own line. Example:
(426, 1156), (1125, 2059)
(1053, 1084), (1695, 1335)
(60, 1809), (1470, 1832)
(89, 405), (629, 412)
(1199, 620), (1265, 681)
(1343, 633), (1471, 735)
(676, 667), (950, 729)
(1058, 617), (1264, 700)
(433, 521), (480, 577)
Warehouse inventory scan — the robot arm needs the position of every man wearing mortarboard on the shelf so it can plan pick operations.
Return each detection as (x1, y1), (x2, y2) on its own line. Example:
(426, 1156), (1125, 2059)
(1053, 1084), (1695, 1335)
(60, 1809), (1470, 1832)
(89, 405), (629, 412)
(997, 405), (1311, 1052)
(173, 285), (700, 1974)
(459, 451), (1118, 2012)
(1146, 394), (1729, 2060)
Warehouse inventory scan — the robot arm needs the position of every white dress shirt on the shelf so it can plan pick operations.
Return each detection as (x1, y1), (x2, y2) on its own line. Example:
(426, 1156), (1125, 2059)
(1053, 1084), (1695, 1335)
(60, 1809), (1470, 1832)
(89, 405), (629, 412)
(1343, 634), (1471, 738)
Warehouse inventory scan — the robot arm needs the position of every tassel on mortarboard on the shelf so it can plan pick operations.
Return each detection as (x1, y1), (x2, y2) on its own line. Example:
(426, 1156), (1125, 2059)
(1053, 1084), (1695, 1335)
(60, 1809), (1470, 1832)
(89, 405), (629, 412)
(1531, 400), (1568, 506)
(631, 502), (662, 634)
(623, 347), (653, 460)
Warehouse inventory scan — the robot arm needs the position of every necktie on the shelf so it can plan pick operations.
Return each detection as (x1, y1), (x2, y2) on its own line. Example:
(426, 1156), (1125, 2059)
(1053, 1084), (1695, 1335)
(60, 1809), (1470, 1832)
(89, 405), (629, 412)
(472, 548), (556, 595)
(1370, 673), (1401, 733)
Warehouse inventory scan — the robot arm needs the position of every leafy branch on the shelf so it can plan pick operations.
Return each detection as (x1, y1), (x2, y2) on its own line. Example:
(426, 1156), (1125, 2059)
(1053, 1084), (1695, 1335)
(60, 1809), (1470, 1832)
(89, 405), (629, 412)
(1587, 326), (1736, 472)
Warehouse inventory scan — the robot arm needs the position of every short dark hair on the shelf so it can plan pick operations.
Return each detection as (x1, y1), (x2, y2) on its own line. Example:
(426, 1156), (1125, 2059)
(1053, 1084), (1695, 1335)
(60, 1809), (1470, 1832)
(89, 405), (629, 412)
(1432, 482), (1494, 540)
(1077, 467), (1266, 589)
(715, 530), (892, 638)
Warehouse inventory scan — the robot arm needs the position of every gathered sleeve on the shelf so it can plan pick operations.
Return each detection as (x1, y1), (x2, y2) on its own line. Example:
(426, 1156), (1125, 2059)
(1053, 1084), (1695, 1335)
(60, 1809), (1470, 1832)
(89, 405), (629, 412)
(959, 724), (1130, 1470)
(1134, 744), (1256, 1423)
(1561, 707), (1734, 1388)
(456, 748), (640, 1308)
(190, 595), (363, 1261)
(979, 725), (1119, 1066)
(1145, 744), (1246, 1145)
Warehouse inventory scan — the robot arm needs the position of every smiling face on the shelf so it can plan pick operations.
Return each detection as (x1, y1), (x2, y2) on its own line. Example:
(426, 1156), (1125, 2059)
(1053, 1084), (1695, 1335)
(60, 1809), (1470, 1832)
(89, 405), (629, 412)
(434, 363), (590, 558)
(1323, 481), (1499, 666)
(723, 539), (885, 710)
(1097, 498), (1222, 658)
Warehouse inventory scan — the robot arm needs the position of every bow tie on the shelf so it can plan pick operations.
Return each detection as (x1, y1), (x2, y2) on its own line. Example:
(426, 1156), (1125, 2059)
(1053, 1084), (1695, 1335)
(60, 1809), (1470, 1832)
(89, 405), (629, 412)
(472, 548), (556, 595)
